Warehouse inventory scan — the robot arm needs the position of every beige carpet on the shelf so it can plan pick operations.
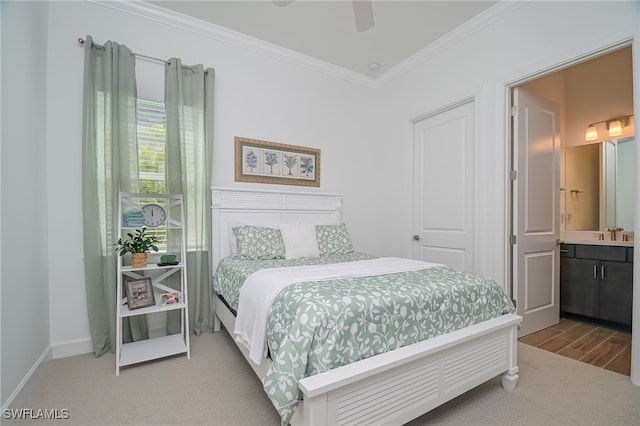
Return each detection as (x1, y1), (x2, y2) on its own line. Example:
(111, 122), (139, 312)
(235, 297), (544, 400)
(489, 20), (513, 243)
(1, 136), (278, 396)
(9, 331), (640, 425)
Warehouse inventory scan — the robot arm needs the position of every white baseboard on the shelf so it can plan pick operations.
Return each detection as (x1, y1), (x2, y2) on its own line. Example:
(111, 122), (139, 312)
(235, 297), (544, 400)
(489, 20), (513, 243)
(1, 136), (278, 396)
(1, 345), (52, 411)
(51, 338), (93, 359)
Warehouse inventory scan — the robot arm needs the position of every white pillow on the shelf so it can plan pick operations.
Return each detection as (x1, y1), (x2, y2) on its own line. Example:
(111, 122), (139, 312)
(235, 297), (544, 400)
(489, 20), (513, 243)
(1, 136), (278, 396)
(228, 221), (245, 255)
(279, 223), (320, 259)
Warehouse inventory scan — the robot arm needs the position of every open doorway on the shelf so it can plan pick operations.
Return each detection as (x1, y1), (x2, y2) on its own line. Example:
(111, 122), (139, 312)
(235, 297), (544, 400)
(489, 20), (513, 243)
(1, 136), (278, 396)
(509, 45), (634, 374)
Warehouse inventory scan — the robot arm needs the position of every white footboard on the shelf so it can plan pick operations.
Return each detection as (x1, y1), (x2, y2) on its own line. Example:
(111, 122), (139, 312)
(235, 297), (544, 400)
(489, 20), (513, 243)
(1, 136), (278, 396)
(293, 314), (521, 426)
(215, 296), (520, 426)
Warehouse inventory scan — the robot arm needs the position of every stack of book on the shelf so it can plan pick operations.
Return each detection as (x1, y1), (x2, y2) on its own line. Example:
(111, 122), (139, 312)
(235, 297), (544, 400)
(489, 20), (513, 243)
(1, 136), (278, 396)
(122, 210), (143, 227)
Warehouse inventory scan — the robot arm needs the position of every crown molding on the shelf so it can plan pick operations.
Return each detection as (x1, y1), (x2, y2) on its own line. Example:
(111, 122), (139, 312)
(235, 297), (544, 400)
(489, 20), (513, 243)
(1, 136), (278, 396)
(90, 0), (524, 90)
(90, 0), (379, 88)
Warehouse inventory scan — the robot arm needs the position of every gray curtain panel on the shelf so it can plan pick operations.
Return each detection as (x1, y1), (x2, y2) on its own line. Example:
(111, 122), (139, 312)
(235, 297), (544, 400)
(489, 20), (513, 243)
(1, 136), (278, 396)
(81, 35), (148, 356)
(165, 59), (215, 335)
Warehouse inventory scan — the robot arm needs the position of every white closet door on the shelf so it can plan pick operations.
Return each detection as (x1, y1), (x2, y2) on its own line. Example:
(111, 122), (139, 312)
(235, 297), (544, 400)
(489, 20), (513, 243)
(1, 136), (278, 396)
(412, 101), (475, 271)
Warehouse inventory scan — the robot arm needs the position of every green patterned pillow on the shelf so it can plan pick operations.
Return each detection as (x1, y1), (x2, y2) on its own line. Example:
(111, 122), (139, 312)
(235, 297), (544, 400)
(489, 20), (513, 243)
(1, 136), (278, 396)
(315, 223), (354, 256)
(233, 226), (285, 260)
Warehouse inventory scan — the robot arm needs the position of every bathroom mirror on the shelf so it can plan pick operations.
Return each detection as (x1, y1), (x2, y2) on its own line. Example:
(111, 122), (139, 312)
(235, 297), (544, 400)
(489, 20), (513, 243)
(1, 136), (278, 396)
(564, 137), (635, 231)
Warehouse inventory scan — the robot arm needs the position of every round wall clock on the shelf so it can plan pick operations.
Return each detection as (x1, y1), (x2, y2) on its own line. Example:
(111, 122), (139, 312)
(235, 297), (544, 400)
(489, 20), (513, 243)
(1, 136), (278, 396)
(141, 203), (166, 227)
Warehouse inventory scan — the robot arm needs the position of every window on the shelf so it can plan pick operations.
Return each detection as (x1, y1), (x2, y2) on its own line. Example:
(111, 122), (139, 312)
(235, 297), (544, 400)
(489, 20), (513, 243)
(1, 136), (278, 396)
(137, 99), (168, 250)
(137, 99), (166, 194)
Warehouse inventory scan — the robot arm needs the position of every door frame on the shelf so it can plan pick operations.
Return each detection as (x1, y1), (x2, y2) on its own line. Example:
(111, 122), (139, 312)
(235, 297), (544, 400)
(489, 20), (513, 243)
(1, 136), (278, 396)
(503, 37), (639, 385)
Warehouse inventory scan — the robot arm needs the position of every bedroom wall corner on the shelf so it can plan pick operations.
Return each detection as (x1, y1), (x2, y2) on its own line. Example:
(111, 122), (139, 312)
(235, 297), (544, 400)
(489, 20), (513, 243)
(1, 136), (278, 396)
(1, 0), (51, 409)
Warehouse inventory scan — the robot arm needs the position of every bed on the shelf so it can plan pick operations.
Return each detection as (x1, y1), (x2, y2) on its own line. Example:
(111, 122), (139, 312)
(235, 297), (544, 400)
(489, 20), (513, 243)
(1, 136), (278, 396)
(211, 187), (521, 426)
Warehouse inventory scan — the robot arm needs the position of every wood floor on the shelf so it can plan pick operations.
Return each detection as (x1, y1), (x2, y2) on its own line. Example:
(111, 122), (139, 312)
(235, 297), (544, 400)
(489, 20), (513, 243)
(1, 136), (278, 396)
(519, 317), (632, 376)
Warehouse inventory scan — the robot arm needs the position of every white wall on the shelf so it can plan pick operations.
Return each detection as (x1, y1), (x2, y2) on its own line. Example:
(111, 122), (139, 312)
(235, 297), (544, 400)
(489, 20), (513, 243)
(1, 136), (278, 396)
(377, 0), (639, 285)
(1, 1), (51, 408)
(44, 1), (385, 358)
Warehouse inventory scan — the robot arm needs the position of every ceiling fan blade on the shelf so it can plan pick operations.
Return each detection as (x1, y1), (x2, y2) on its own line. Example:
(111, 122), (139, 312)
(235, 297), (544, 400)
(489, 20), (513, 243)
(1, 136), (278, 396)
(352, 0), (374, 32)
(273, 0), (294, 6)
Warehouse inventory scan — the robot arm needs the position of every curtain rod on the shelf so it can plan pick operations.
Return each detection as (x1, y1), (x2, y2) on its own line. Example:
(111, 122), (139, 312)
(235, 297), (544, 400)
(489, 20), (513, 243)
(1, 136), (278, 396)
(78, 37), (167, 65)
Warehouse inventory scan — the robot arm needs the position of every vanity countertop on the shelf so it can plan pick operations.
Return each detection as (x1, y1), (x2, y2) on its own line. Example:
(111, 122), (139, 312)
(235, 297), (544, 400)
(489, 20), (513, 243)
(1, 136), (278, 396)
(561, 231), (634, 247)
(560, 239), (634, 247)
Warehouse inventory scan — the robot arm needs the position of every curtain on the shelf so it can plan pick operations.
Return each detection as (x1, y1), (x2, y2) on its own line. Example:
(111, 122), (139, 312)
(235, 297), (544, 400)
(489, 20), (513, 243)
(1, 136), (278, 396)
(165, 59), (215, 335)
(82, 35), (148, 356)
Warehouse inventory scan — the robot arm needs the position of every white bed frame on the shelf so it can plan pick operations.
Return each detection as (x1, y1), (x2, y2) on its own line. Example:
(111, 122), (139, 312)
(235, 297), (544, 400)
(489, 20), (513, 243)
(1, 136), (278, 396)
(211, 187), (521, 426)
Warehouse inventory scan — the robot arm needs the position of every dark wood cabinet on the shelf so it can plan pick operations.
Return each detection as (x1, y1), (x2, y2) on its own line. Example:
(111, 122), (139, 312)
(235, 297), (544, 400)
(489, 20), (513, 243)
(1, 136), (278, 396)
(560, 257), (600, 318)
(600, 260), (633, 324)
(560, 244), (633, 326)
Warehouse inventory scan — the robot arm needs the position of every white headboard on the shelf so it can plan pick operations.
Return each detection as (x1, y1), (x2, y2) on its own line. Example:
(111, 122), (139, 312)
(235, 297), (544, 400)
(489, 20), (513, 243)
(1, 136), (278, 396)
(211, 187), (343, 270)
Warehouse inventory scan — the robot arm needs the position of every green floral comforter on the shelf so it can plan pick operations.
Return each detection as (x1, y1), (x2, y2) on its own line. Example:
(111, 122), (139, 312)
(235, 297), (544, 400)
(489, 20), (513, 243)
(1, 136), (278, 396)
(214, 255), (515, 425)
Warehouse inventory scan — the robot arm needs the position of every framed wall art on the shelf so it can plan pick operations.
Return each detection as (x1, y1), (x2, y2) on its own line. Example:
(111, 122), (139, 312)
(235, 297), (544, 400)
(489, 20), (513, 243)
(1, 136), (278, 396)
(235, 137), (320, 187)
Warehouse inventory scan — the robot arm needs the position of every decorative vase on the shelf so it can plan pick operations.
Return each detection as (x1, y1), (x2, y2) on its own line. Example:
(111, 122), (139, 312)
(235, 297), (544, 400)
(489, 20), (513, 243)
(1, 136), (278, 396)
(131, 253), (148, 268)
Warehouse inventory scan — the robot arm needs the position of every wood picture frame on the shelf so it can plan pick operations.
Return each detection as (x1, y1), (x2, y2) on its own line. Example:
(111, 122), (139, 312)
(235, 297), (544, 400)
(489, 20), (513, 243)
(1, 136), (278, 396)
(125, 277), (155, 310)
(235, 137), (320, 187)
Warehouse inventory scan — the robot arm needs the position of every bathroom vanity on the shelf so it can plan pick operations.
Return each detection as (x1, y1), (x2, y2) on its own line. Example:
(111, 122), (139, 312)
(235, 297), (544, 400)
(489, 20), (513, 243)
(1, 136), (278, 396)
(560, 240), (633, 326)
(561, 136), (635, 327)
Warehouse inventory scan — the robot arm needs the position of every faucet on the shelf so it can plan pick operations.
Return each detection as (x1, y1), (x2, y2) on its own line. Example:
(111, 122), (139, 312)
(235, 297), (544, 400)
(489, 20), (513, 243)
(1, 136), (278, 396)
(607, 227), (624, 241)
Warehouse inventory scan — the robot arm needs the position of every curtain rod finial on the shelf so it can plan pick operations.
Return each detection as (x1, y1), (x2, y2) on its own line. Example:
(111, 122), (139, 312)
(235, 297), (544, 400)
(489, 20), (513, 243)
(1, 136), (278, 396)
(78, 37), (86, 46)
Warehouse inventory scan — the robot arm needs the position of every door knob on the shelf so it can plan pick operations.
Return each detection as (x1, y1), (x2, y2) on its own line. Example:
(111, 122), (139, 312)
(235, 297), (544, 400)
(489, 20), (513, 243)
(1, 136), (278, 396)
(412, 235), (421, 241)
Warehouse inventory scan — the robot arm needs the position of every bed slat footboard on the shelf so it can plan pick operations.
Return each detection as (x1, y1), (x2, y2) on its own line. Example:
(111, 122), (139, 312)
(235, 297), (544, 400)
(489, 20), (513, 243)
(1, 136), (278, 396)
(295, 314), (521, 426)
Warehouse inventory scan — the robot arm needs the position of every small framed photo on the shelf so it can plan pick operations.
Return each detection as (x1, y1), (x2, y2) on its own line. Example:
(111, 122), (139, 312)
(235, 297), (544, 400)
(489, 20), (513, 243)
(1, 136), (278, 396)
(125, 277), (155, 310)
(161, 292), (180, 306)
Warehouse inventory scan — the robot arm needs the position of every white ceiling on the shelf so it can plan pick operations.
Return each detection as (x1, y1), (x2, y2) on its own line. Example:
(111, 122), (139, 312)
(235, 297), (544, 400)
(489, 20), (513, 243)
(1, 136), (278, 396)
(148, 1), (499, 77)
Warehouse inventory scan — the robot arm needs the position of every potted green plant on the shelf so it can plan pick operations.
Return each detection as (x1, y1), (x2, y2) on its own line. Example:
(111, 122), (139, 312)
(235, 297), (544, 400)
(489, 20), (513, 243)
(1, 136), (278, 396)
(114, 227), (159, 268)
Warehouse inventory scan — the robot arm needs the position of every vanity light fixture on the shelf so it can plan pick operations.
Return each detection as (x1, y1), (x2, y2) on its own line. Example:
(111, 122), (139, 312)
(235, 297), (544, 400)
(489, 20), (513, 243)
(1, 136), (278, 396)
(584, 115), (633, 141)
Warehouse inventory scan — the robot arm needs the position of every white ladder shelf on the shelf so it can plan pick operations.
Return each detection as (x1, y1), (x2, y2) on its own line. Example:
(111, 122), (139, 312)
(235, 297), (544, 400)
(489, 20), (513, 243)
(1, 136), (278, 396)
(116, 192), (190, 375)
